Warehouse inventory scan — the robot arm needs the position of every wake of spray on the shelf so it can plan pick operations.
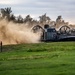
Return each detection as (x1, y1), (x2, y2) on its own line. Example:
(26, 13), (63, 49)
(0, 19), (41, 45)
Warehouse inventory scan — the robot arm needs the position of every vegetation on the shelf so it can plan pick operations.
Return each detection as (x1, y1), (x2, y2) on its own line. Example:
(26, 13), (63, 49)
(0, 7), (69, 27)
(0, 42), (75, 75)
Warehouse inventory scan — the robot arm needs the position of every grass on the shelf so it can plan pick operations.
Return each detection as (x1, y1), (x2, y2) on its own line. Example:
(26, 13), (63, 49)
(0, 42), (75, 75)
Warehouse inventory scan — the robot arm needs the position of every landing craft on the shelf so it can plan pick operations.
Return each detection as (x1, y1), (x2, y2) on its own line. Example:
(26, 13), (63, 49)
(32, 24), (75, 41)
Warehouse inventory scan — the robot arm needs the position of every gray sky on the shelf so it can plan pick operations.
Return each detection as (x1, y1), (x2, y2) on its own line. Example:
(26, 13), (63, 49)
(0, 0), (75, 24)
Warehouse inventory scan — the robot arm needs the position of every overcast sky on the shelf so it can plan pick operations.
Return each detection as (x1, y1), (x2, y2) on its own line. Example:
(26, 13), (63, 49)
(0, 0), (75, 24)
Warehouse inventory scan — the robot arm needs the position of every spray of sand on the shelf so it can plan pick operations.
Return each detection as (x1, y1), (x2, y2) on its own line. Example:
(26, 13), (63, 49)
(0, 19), (41, 45)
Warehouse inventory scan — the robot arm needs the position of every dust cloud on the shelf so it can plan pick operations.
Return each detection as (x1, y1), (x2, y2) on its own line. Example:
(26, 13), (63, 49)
(0, 19), (41, 45)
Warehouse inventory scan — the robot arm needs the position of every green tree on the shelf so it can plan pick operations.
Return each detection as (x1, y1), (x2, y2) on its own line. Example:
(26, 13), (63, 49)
(0, 7), (12, 20)
(39, 13), (51, 25)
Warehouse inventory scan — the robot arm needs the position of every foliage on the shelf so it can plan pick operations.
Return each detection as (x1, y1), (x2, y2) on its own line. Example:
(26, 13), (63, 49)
(0, 7), (69, 27)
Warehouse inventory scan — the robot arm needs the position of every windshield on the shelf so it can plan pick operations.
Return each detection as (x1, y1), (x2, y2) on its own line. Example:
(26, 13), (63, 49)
(47, 28), (56, 32)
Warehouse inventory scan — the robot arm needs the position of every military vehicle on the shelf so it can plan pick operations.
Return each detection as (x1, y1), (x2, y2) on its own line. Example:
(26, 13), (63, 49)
(32, 24), (75, 41)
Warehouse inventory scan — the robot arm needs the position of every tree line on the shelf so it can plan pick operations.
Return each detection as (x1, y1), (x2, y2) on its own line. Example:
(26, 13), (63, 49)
(0, 7), (69, 28)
